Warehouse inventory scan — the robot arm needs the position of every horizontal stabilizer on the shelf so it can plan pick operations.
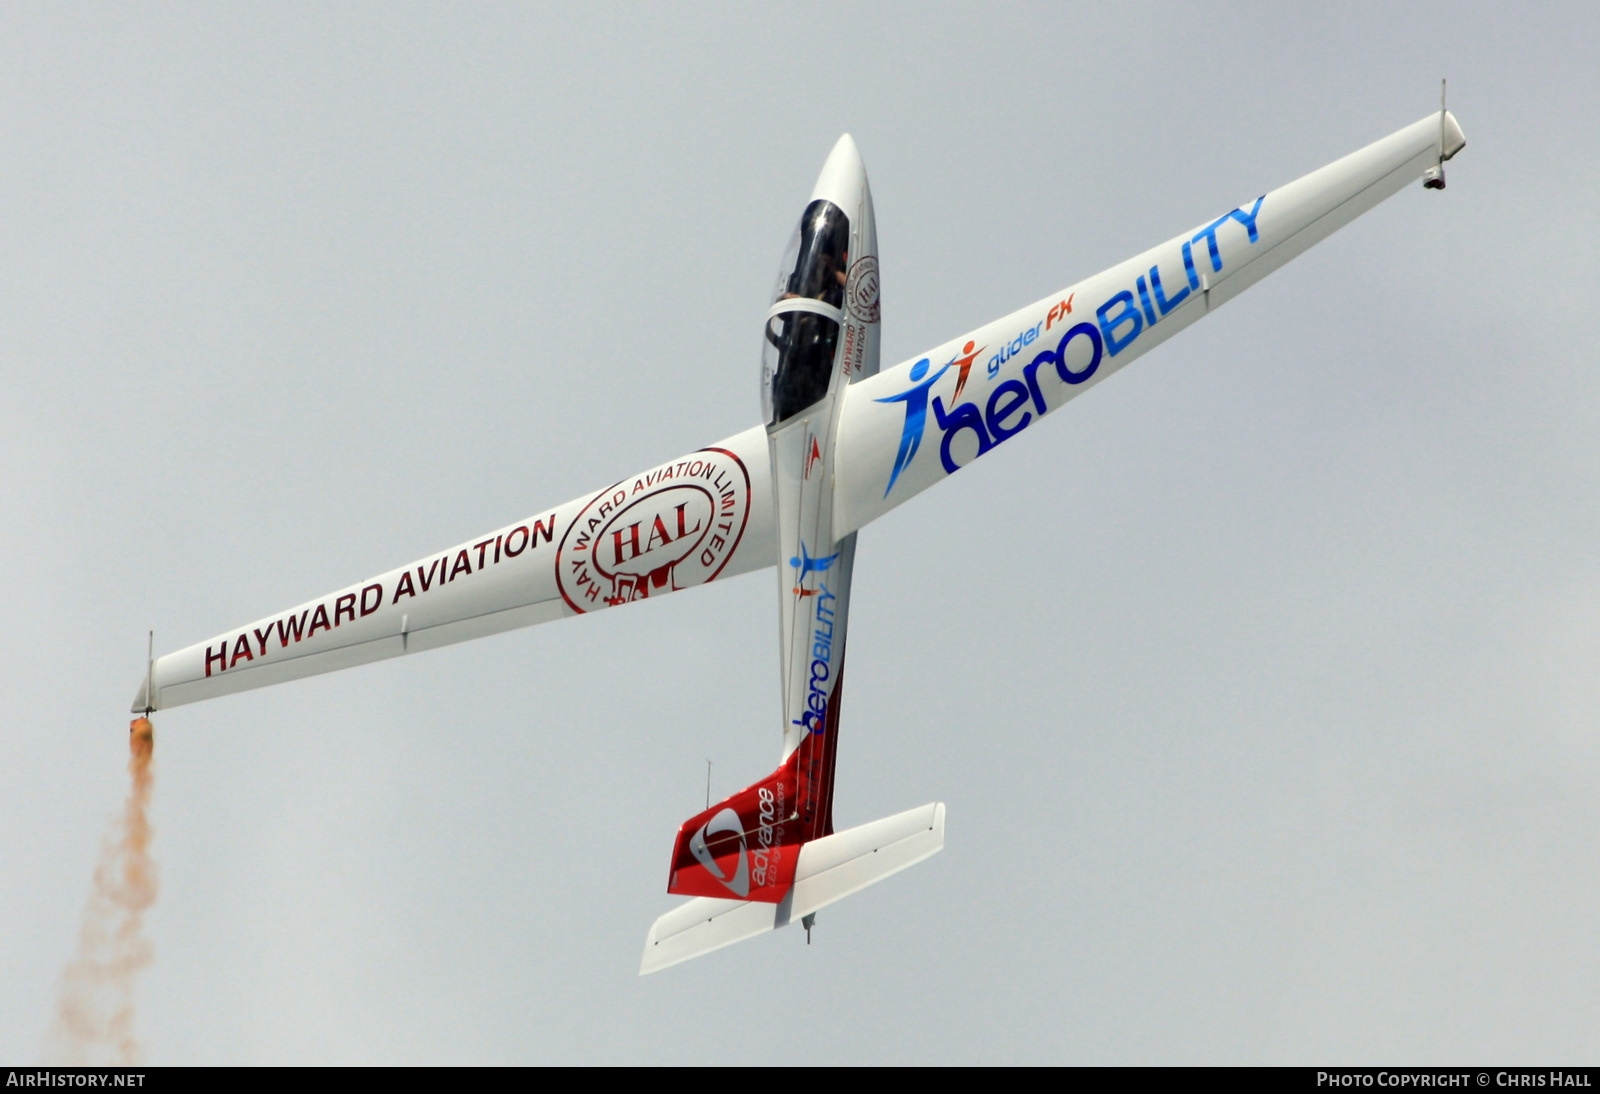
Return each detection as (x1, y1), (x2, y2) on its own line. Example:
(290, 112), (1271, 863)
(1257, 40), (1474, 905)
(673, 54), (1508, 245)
(640, 802), (944, 975)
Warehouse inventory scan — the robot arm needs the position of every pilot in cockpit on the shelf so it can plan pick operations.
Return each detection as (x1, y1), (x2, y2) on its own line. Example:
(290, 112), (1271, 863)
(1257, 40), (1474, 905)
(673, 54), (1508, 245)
(818, 249), (847, 306)
(763, 199), (852, 424)
(777, 249), (847, 307)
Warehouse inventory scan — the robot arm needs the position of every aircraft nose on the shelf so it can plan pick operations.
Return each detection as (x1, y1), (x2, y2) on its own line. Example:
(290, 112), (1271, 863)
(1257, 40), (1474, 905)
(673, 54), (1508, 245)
(810, 133), (867, 207)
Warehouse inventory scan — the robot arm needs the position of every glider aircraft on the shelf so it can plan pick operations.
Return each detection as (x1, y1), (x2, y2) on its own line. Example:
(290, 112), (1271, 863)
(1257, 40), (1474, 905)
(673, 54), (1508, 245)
(133, 102), (1465, 973)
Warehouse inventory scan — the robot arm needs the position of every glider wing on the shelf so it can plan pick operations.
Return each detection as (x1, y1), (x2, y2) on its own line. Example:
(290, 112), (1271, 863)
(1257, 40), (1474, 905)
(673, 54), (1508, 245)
(134, 110), (1465, 713)
(133, 427), (773, 711)
(831, 110), (1465, 536)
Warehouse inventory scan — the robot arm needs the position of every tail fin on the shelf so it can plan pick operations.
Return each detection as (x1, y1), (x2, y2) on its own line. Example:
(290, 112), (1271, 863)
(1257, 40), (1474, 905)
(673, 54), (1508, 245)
(666, 688), (843, 902)
(642, 802), (946, 975)
(667, 755), (805, 903)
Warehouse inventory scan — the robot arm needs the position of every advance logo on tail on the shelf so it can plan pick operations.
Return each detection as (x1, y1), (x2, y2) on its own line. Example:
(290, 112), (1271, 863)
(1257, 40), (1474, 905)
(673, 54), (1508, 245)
(670, 762), (800, 903)
(688, 808), (750, 897)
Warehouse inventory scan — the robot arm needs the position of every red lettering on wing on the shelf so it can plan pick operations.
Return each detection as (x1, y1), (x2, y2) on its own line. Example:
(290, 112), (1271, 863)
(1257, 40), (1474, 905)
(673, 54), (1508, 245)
(307, 604), (331, 637)
(531, 513), (556, 547)
(276, 611), (308, 647)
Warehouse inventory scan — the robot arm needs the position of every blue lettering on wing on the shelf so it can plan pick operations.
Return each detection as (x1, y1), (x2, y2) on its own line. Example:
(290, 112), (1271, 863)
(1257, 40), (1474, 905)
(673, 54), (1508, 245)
(1097, 291), (1143, 355)
(886, 197), (1264, 486)
(1228, 196), (1265, 243)
(932, 395), (991, 475)
(934, 321), (1103, 475)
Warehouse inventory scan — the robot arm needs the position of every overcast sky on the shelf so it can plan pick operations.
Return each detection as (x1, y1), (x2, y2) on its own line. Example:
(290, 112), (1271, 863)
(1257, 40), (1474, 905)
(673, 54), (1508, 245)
(3, 1), (1597, 1064)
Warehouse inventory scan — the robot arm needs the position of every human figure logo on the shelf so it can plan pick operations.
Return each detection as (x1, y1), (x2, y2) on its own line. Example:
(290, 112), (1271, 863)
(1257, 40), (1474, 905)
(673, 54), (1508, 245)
(875, 357), (950, 497)
(790, 540), (840, 597)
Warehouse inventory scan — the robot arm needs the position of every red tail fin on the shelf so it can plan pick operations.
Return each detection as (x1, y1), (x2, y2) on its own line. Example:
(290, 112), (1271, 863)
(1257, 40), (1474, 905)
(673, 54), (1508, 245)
(667, 673), (846, 903)
(668, 754), (802, 903)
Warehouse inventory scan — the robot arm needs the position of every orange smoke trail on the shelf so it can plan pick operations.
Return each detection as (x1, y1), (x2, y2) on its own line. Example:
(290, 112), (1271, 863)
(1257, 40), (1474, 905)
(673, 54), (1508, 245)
(44, 717), (159, 1065)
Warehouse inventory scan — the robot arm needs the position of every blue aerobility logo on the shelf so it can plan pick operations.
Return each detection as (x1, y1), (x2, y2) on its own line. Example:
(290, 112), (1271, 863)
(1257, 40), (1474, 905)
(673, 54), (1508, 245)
(878, 196), (1265, 495)
(791, 581), (837, 734)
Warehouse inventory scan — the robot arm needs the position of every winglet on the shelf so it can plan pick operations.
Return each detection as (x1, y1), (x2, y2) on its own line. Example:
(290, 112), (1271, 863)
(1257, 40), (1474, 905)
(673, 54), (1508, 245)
(1424, 80), (1466, 189)
(130, 631), (156, 714)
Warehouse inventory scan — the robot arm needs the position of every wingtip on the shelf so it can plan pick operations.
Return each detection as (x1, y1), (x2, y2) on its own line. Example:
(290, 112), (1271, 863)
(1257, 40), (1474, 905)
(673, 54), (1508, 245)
(1442, 110), (1466, 160)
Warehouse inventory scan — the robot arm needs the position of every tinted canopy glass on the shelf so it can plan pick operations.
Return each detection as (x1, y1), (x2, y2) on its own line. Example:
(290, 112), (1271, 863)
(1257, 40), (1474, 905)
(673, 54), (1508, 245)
(761, 199), (850, 424)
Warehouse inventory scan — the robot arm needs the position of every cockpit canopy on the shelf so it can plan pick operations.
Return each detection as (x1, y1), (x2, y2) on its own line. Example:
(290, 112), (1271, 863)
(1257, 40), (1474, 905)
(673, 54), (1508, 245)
(761, 199), (850, 425)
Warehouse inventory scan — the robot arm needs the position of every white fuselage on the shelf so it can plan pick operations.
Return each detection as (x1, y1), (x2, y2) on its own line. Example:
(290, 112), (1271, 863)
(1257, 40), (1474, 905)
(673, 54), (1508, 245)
(765, 136), (880, 771)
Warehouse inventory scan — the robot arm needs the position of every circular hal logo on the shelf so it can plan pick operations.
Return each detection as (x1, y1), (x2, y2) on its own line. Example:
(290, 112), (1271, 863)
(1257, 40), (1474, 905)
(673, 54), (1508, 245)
(846, 255), (880, 324)
(556, 447), (751, 613)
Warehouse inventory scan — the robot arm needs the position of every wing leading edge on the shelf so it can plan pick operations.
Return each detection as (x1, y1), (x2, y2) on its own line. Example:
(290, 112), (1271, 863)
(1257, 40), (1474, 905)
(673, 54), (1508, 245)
(830, 110), (1465, 535)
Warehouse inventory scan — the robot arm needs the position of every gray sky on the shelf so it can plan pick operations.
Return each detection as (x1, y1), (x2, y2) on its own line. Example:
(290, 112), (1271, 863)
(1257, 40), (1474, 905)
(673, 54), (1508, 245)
(3, 1), (1597, 1064)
